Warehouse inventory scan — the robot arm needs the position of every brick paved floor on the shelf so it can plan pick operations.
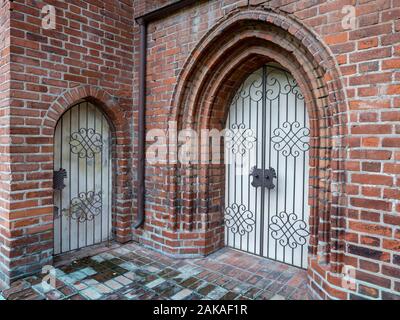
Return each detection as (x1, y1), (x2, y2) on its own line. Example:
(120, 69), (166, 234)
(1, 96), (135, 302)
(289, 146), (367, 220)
(0, 242), (314, 300)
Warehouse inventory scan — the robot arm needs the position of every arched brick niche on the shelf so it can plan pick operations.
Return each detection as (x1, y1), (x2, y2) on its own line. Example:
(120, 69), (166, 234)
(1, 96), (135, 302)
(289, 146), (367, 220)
(168, 9), (349, 299)
(0, 85), (134, 289)
(41, 86), (134, 245)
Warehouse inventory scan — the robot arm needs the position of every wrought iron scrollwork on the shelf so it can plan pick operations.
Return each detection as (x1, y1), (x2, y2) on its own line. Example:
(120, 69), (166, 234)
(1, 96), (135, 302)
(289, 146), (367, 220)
(265, 67), (304, 101)
(224, 203), (256, 236)
(62, 191), (102, 223)
(231, 69), (263, 104)
(70, 128), (103, 159)
(270, 211), (310, 249)
(271, 121), (310, 158)
(225, 123), (257, 156)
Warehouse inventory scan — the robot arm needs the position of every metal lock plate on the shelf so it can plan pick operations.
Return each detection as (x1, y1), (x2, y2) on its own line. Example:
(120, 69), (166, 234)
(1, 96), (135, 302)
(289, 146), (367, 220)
(250, 167), (277, 190)
(53, 169), (67, 191)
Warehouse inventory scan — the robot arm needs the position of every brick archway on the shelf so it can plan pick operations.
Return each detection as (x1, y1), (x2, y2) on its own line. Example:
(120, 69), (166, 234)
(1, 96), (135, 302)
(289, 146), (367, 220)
(42, 86), (133, 245)
(169, 8), (349, 298)
(42, 86), (127, 135)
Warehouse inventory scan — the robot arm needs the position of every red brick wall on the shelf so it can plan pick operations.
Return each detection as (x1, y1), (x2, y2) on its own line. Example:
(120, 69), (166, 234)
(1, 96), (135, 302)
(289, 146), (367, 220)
(0, 0), (399, 300)
(0, 0), (135, 287)
(135, 0), (400, 300)
(0, 0), (11, 289)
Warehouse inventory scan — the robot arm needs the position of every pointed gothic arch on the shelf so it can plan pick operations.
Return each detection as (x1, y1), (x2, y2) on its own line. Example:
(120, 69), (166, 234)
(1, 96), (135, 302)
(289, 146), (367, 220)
(168, 8), (349, 275)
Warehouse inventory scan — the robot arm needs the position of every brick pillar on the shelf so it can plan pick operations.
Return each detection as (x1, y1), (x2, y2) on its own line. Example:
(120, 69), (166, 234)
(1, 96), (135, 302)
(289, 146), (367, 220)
(0, 0), (135, 289)
(0, 0), (11, 289)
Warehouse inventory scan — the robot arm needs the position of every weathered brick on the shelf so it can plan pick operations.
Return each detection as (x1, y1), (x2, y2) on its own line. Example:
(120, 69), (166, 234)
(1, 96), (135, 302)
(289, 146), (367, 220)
(0, 0), (397, 302)
(351, 174), (393, 186)
(350, 198), (392, 211)
(350, 221), (392, 237)
(348, 245), (390, 262)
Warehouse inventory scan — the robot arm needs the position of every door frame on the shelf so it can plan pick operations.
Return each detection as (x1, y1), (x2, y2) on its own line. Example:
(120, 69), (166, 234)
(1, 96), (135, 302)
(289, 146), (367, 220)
(223, 63), (311, 269)
(52, 99), (118, 257)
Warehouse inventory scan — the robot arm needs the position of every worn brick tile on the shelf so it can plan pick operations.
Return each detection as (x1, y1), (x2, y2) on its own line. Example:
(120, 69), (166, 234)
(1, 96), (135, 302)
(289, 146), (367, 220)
(171, 289), (193, 300)
(207, 287), (229, 300)
(0, 243), (312, 301)
(146, 278), (166, 289)
(45, 290), (65, 300)
(7, 288), (44, 301)
(93, 284), (114, 295)
(220, 292), (239, 300)
(271, 294), (286, 300)
(2, 280), (32, 299)
(258, 290), (276, 300)
(80, 267), (97, 276)
(265, 282), (286, 294)
(198, 283), (217, 296)
(104, 279), (123, 291)
(81, 288), (103, 300)
(58, 285), (76, 297)
(68, 294), (87, 300)
(244, 287), (263, 299)
(289, 288), (314, 300)
(277, 285), (297, 298)
(114, 275), (133, 286)
(124, 288), (146, 300)
(180, 277), (200, 288)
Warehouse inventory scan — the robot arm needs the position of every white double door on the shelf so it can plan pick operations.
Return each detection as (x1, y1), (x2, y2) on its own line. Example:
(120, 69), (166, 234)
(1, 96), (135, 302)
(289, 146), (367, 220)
(225, 64), (310, 269)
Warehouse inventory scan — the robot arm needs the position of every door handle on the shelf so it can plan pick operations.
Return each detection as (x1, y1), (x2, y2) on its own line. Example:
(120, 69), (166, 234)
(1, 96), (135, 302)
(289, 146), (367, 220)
(54, 206), (59, 219)
(250, 167), (277, 190)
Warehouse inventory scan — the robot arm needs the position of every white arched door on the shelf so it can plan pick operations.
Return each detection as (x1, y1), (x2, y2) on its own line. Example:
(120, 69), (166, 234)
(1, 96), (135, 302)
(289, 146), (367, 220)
(225, 64), (310, 269)
(53, 101), (112, 255)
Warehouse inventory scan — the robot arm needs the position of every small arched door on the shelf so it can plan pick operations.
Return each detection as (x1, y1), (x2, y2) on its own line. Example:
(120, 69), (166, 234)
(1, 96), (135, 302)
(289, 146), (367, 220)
(53, 101), (112, 255)
(225, 64), (310, 269)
